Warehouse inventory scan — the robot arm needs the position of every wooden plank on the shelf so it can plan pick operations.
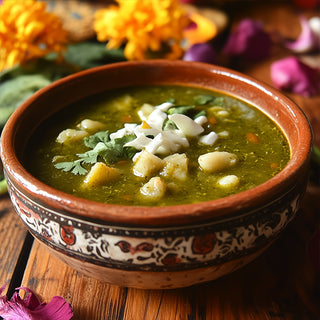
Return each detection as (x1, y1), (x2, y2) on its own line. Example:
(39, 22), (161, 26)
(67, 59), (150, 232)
(20, 186), (320, 320)
(0, 195), (30, 292)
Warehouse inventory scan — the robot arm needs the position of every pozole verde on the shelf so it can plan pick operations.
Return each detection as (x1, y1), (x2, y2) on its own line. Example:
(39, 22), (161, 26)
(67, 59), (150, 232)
(25, 85), (290, 206)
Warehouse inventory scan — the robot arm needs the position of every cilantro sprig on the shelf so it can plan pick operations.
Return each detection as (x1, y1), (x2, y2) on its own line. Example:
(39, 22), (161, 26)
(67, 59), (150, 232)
(54, 131), (137, 175)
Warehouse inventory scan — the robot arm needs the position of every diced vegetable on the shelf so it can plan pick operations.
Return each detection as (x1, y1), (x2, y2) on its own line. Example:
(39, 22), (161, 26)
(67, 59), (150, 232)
(246, 132), (260, 143)
(111, 94), (133, 111)
(160, 153), (188, 181)
(198, 151), (238, 172)
(56, 129), (89, 144)
(217, 175), (240, 188)
(79, 119), (105, 132)
(140, 176), (166, 201)
(83, 162), (119, 187)
(133, 150), (164, 178)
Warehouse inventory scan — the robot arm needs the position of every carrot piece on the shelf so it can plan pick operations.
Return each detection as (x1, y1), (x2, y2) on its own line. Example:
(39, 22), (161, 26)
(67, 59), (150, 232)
(208, 116), (217, 125)
(246, 132), (260, 143)
(270, 162), (279, 170)
(122, 115), (133, 123)
(123, 194), (132, 201)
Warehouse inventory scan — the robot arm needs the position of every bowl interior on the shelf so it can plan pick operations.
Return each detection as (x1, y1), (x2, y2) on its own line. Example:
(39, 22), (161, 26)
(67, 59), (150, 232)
(1, 60), (312, 226)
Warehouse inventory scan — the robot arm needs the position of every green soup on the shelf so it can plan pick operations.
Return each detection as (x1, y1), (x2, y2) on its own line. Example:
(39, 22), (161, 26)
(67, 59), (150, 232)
(24, 85), (290, 206)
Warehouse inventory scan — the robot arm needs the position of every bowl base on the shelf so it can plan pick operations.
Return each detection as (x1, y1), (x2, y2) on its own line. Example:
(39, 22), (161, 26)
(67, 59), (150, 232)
(41, 240), (273, 289)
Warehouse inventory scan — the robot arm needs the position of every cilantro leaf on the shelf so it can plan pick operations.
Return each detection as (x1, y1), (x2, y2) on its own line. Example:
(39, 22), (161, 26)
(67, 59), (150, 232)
(54, 160), (88, 175)
(167, 105), (195, 116)
(213, 97), (225, 106)
(194, 110), (207, 119)
(99, 135), (137, 163)
(84, 130), (110, 148)
(194, 94), (215, 105)
(163, 119), (178, 131)
(193, 94), (225, 106)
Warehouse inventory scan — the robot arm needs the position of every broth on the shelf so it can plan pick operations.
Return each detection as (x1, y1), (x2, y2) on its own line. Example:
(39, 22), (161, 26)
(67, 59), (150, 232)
(24, 85), (290, 206)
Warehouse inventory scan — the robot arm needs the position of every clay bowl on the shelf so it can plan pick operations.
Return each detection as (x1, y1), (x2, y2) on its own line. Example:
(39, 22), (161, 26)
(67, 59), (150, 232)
(0, 60), (312, 289)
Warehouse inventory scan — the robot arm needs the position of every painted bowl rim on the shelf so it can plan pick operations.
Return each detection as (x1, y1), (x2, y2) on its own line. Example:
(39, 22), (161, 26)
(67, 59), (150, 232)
(0, 60), (313, 226)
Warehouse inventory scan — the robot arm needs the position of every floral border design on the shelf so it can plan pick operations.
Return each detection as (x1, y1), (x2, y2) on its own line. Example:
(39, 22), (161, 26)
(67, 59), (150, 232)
(6, 176), (301, 272)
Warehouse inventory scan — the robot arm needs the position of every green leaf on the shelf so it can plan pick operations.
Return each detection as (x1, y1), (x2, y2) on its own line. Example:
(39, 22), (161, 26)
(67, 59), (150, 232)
(63, 42), (126, 69)
(213, 97), (225, 106)
(167, 105), (195, 116)
(0, 57), (78, 130)
(194, 94), (215, 105)
(0, 74), (51, 129)
(78, 142), (109, 164)
(84, 130), (110, 149)
(193, 94), (225, 106)
(194, 110), (207, 119)
(54, 160), (88, 175)
(71, 161), (88, 175)
(162, 119), (178, 131)
(99, 135), (137, 164)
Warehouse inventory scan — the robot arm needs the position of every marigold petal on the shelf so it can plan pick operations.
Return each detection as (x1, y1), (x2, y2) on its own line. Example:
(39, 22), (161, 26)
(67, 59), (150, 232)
(0, 0), (68, 71)
(94, 0), (188, 60)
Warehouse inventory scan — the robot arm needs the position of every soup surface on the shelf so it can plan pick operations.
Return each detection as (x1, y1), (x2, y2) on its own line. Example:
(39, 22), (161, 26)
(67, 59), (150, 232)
(25, 85), (290, 206)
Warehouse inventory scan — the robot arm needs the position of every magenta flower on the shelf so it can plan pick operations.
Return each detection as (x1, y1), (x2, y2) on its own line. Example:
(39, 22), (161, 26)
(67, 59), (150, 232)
(284, 16), (320, 53)
(0, 285), (73, 320)
(183, 42), (217, 64)
(270, 56), (320, 96)
(223, 18), (272, 61)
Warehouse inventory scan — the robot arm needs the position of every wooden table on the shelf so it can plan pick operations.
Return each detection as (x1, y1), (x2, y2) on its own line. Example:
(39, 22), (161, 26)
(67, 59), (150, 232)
(1, 2), (320, 319)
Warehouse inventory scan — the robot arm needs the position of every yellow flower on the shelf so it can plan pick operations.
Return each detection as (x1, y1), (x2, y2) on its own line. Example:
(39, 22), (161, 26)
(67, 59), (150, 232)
(0, 0), (68, 71)
(94, 0), (190, 60)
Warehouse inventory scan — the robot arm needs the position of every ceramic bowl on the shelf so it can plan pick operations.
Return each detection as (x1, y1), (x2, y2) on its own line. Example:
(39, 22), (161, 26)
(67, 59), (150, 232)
(0, 60), (312, 289)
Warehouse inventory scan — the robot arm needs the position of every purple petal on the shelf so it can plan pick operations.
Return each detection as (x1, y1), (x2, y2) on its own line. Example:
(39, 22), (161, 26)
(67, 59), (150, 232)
(307, 225), (320, 273)
(0, 288), (33, 320)
(0, 286), (73, 320)
(270, 56), (320, 96)
(285, 16), (319, 53)
(12, 287), (41, 310)
(223, 18), (272, 61)
(183, 42), (217, 64)
(27, 296), (73, 320)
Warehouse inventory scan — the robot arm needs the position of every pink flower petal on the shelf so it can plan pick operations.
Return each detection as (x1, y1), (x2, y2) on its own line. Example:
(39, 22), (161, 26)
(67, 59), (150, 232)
(183, 42), (217, 64)
(270, 56), (320, 96)
(223, 18), (272, 61)
(0, 285), (73, 320)
(284, 16), (319, 53)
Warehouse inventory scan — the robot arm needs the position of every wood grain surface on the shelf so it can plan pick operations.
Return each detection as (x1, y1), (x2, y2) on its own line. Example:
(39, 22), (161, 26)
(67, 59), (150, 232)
(0, 196), (31, 296)
(0, 1), (319, 319)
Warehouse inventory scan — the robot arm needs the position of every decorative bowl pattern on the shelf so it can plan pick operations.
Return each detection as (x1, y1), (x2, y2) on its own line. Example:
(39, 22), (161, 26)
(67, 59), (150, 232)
(0, 61), (312, 289)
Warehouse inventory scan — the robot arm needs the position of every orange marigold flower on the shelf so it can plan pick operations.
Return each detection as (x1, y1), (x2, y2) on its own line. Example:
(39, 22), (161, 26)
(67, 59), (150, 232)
(94, 0), (190, 60)
(0, 0), (68, 71)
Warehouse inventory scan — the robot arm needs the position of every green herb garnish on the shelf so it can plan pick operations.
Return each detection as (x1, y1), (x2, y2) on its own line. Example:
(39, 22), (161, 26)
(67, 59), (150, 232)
(54, 131), (137, 175)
